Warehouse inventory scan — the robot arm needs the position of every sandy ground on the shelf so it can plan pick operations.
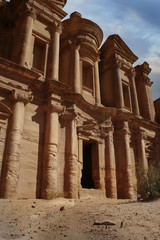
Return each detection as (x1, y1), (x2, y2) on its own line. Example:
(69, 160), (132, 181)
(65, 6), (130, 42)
(0, 197), (160, 240)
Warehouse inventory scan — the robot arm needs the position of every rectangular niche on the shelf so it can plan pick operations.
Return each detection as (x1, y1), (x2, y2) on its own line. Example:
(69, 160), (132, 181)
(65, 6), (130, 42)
(82, 61), (93, 95)
(32, 37), (47, 73)
(122, 82), (131, 110)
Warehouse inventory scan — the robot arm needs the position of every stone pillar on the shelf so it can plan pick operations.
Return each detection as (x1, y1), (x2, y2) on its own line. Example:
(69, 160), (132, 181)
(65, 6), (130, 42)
(135, 62), (155, 121)
(47, 22), (62, 81)
(113, 63), (124, 109)
(155, 133), (160, 167)
(1, 90), (32, 198)
(143, 84), (153, 120)
(41, 100), (64, 199)
(94, 58), (101, 105)
(115, 120), (136, 199)
(128, 69), (140, 115)
(136, 131), (148, 171)
(71, 42), (81, 94)
(147, 84), (156, 121)
(19, 9), (36, 67)
(98, 141), (106, 192)
(64, 113), (78, 198)
(105, 127), (117, 198)
(78, 138), (83, 189)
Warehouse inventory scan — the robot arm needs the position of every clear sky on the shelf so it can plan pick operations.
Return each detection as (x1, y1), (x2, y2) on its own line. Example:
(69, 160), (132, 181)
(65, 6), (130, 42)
(63, 0), (160, 100)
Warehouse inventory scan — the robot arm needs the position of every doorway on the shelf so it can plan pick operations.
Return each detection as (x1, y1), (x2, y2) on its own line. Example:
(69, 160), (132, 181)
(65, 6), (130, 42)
(81, 141), (95, 189)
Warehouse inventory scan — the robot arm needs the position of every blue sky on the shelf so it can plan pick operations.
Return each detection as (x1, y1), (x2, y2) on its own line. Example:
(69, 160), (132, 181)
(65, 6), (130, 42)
(63, 0), (160, 100)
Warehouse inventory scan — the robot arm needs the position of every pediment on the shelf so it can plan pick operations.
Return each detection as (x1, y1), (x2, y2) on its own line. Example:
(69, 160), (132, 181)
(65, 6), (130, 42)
(100, 34), (138, 63)
(38, 0), (67, 9)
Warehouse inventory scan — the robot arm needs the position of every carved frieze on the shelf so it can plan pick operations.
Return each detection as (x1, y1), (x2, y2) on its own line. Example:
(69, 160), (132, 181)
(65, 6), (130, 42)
(77, 119), (112, 140)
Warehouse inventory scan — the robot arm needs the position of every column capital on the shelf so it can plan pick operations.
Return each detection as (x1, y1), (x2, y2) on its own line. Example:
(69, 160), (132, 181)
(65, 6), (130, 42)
(140, 76), (153, 86)
(52, 21), (63, 34)
(115, 120), (130, 136)
(94, 51), (100, 62)
(24, 4), (37, 20)
(43, 100), (64, 114)
(135, 131), (147, 140)
(126, 68), (136, 78)
(113, 59), (123, 69)
(11, 90), (33, 104)
(68, 40), (80, 51)
(60, 107), (78, 122)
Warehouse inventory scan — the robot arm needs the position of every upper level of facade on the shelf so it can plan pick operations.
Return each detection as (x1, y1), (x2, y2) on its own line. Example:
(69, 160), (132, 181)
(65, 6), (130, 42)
(0, 0), (159, 123)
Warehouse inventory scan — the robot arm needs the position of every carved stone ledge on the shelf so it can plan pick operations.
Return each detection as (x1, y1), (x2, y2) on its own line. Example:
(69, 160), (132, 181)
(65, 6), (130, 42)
(12, 90), (33, 104)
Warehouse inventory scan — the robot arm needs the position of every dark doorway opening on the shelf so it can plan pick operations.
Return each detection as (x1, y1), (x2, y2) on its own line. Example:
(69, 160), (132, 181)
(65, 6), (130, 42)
(81, 142), (94, 189)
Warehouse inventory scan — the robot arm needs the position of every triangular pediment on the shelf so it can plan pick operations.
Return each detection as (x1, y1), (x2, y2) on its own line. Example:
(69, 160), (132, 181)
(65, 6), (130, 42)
(100, 34), (138, 63)
(39, 0), (67, 9)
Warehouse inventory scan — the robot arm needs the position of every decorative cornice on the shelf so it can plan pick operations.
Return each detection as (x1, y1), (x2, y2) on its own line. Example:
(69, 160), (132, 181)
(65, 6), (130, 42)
(0, 57), (40, 85)
(100, 34), (138, 64)
(135, 62), (152, 86)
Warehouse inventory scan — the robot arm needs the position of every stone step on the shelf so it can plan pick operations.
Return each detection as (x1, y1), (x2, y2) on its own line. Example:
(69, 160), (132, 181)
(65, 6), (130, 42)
(79, 188), (106, 199)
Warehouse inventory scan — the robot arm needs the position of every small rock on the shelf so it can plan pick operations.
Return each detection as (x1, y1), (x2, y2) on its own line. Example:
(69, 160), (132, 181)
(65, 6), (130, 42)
(60, 206), (65, 211)
(94, 220), (116, 226)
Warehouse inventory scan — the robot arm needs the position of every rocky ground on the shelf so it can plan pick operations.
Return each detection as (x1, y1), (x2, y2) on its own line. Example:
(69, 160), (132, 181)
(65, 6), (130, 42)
(0, 197), (160, 240)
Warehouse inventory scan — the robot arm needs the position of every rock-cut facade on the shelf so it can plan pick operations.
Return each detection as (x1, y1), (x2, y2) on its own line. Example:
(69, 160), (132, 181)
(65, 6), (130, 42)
(0, 0), (160, 199)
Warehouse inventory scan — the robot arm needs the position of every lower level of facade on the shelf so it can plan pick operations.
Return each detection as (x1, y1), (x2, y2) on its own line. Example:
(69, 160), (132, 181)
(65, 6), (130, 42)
(0, 77), (159, 200)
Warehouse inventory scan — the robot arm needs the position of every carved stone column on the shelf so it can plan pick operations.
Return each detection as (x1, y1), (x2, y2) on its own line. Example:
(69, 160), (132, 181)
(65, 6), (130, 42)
(155, 133), (160, 167)
(1, 90), (33, 198)
(41, 100), (64, 199)
(94, 58), (101, 105)
(105, 126), (117, 198)
(70, 42), (81, 94)
(135, 62), (155, 121)
(136, 131), (148, 171)
(128, 69), (140, 115)
(115, 121), (136, 199)
(19, 8), (36, 67)
(113, 62), (124, 109)
(143, 82), (153, 121)
(97, 141), (106, 192)
(47, 22), (62, 81)
(64, 112), (78, 198)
